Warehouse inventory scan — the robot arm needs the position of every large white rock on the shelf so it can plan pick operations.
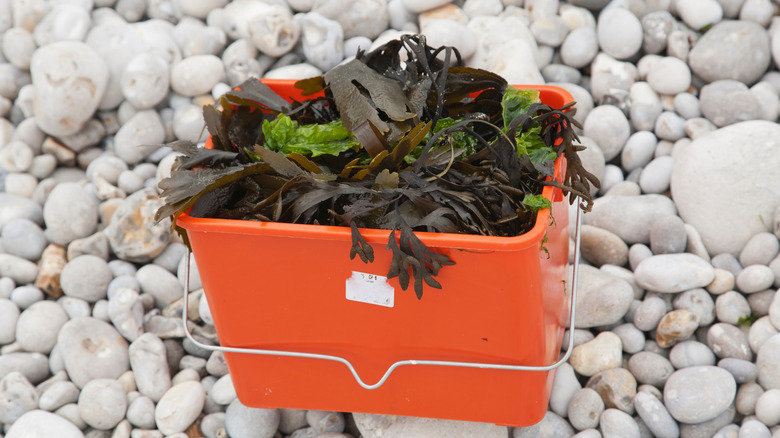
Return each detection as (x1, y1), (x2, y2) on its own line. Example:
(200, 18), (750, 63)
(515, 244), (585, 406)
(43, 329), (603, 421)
(30, 41), (108, 137)
(5, 410), (85, 438)
(671, 121), (780, 255)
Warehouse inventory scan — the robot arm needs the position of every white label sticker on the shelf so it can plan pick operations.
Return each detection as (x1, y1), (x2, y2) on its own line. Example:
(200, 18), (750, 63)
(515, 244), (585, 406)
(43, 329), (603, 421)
(345, 271), (395, 307)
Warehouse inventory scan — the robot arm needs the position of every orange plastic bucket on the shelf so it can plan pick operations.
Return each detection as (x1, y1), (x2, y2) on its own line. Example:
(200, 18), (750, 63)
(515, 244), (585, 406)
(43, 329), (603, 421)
(177, 81), (573, 426)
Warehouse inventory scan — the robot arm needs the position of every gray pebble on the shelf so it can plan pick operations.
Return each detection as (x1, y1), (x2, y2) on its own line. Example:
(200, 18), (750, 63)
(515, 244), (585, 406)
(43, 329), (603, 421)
(108, 259), (137, 277)
(113, 110), (165, 165)
(664, 366), (736, 424)
(568, 387), (604, 430)
(628, 244), (653, 272)
(739, 420), (771, 437)
(560, 26), (598, 69)
(57, 296), (91, 319)
(10, 285), (44, 309)
(210, 374), (237, 406)
(85, 156), (128, 186)
(634, 253), (715, 293)
(77, 378), (127, 430)
(117, 170), (145, 195)
(674, 288), (716, 326)
(596, 7), (642, 60)
(633, 296), (667, 331)
(0, 298), (20, 344)
(634, 391), (679, 438)
(0, 371), (39, 423)
(612, 323), (645, 354)
(688, 20), (770, 86)
(15, 301), (69, 354)
(170, 55), (225, 97)
(549, 362), (581, 418)
(585, 195), (676, 245)
(580, 225), (628, 267)
(0, 218), (47, 261)
(674, 92), (701, 119)
(641, 11), (674, 55)
(654, 112), (686, 142)
(708, 323), (753, 361)
(205, 351), (228, 378)
(670, 340), (717, 368)
(712, 253), (744, 277)
(155, 380), (206, 435)
(177, 252), (202, 292)
(719, 358), (758, 384)
(716, 291), (752, 325)
(42, 182), (98, 246)
(699, 80), (763, 127)
(179, 355), (207, 375)
(127, 395), (157, 429)
(121, 53), (170, 109)
(39, 380), (80, 412)
(574, 265), (634, 328)
(650, 215), (686, 255)
(736, 265), (776, 293)
(736, 381), (764, 416)
(5, 409), (85, 438)
(57, 317), (129, 388)
(748, 289), (774, 318)
(586, 368), (637, 415)
(307, 410), (346, 433)
(599, 408), (640, 438)
(621, 131), (657, 173)
(201, 412), (227, 438)
(107, 275), (141, 300)
(108, 287), (145, 342)
(136, 264), (183, 309)
(66, 231), (110, 261)
(60, 255), (113, 303)
(129, 333), (171, 402)
(754, 388), (780, 427)
(757, 334), (780, 390)
(0, 352), (49, 385)
(514, 410), (575, 437)
(0, 254), (39, 285)
(749, 317), (777, 355)
(582, 105), (630, 162)
(628, 351), (674, 388)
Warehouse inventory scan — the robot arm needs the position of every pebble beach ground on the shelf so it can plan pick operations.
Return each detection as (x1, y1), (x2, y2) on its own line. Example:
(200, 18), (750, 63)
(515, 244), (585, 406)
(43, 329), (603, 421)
(1, 0), (780, 437)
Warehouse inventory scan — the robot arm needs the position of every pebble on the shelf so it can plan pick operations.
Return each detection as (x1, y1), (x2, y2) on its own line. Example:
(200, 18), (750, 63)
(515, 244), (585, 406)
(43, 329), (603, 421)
(674, 288), (716, 326)
(155, 381), (206, 435)
(664, 366), (736, 424)
(60, 254), (113, 302)
(689, 20), (770, 85)
(656, 309), (699, 348)
(599, 408), (640, 438)
(210, 374), (237, 406)
(634, 253), (715, 293)
(573, 265), (634, 328)
(633, 296), (668, 331)
(736, 382), (764, 416)
(584, 195), (676, 244)
(647, 56), (692, 96)
(225, 399), (281, 438)
(0, 352), (50, 385)
(716, 292), (752, 325)
(514, 410), (574, 437)
(560, 26), (598, 69)
(108, 287), (145, 341)
(634, 391), (679, 438)
(719, 358), (759, 384)
(708, 323), (753, 361)
(104, 188), (171, 263)
(628, 351), (674, 388)
(748, 289), (774, 318)
(5, 409), (86, 438)
(0, 371), (39, 424)
(42, 182), (99, 247)
(670, 340), (717, 369)
(579, 225), (628, 267)
(29, 41), (108, 137)
(1, 219), (46, 262)
(570, 332), (622, 377)
(755, 388), (780, 426)
(57, 317), (129, 388)
(15, 300), (68, 353)
(67, 231), (110, 261)
(77, 378), (127, 430)
(567, 387), (604, 430)
(611, 323), (645, 354)
(0, 298), (20, 344)
(39, 380), (80, 411)
(127, 395), (157, 429)
(170, 55), (225, 97)
(586, 368), (637, 415)
(699, 80), (762, 128)
(128, 333), (171, 402)
(648, 215), (686, 255)
(736, 265), (776, 293)
(757, 334), (780, 389)
(621, 131), (657, 173)
(113, 110), (165, 165)
(708, 269), (737, 295)
(172, 104), (206, 143)
(0, 193), (43, 228)
(750, 317), (778, 355)
(641, 11), (674, 55)
(596, 7), (642, 60)
(120, 53), (170, 110)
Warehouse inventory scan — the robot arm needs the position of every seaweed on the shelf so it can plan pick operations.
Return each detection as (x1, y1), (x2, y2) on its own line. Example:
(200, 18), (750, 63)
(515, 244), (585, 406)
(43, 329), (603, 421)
(155, 34), (598, 299)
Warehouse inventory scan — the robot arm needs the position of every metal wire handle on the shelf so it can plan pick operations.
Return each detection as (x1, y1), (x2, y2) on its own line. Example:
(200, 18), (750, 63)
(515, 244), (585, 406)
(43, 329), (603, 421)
(181, 205), (582, 390)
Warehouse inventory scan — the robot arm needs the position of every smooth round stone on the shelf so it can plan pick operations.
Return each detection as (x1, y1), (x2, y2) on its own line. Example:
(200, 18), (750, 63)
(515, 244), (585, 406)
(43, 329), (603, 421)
(421, 19), (476, 60)
(579, 225), (628, 267)
(582, 105), (630, 162)
(0, 193), (43, 228)
(201, 412), (228, 437)
(104, 188), (171, 263)
(32, 4), (91, 45)
(586, 368), (637, 415)
(638, 155), (673, 194)
(740, 0), (774, 25)
(246, 4), (298, 57)
(621, 131), (657, 173)
(670, 340), (717, 368)
(708, 323), (752, 361)
(572, 265), (634, 328)
(29, 155), (57, 180)
(740, 420), (772, 437)
(155, 381), (206, 435)
(560, 26), (598, 69)
(15, 301), (68, 354)
(585, 195), (676, 244)
(127, 395), (156, 429)
(1, 218), (46, 261)
(177, 252), (202, 292)
(596, 7), (642, 60)
(736, 265), (776, 293)
(634, 391), (679, 438)
(664, 366), (736, 424)
(716, 292), (751, 325)
(635, 253), (715, 293)
(117, 170), (145, 194)
(306, 410), (346, 433)
(649, 215), (686, 255)
(60, 255), (113, 303)
(108, 287), (144, 342)
(674, 289), (716, 326)
(599, 408), (640, 438)
(85, 156), (127, 186)
(612, 323), (645, 354)
(570, 332), (622, 377)
(657, 309), (699, 348)
(0, 298), (20, 344)
(634, 296), (668, 331)
(108, 275), (140, 300)
(78, 378), (127, 430)
(541, 64), (582, 84)
(172, 104), (207, 143)
(757, 334), (780, 389)
(628, 351), (674, 388)
(749, 289), (774, 318)
(749, 81), (779, 122)
(113, 110), (165, 165)
(206, 351), (228, 377)
(342, 36), (373, 58)
(674, 92), (701, 119)
(689, 21), (771, 86)
(172, 18), (228, 57)
(737, 381), (764, 416)
(699, 80), (762, 127)
(590, 54), (638, 106)
(749, 317), (778, 355)
(0, 371), (39, 423)
(0, 254), (39, 290)
(210, 374), (237, 405)
(5, 409), (85, 438)
(129, 333), (171, 402)
(567, 388), (604, 430)
(713, 253), (744, 277)
(755, 388), (780, 426)
(684, 117), (718, 140)
(598, 164), (624, 194)
(647, 57), (692, 96)
(0, 352), (49, 385)
(2, 27), (36, 70)
(136, 263), (182, 309)
(43, 182), (98, 246)
(9, 285), (44, 309)
(120, 53), (169, 110)
(223, 399), (281, 438)
(549, 362), (580, 418)
(676, 0), (723, 30)
(719, 358), (758, 384)
(313, 0), (388, 40)
(654, 111), (686, 142)
(39, 380), (80, 411)
(57, 317), (129, 388)
(641, 11), (674, 54)
(30, 41), (108, 137)
(514, 411), (574, 437)
(170, 55), (225, 97)
(0, 140), (34, 173)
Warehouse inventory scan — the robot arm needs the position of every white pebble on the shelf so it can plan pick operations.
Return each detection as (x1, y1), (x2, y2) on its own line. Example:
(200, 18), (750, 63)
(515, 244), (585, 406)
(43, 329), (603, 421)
(638, 155), (674, 194)
(597, 7), (643, 60)
(77, 378), (127, 430)
(677, 0), (724, 30)
(155, 380), (206, 435)
(170, 55), (225, 97)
